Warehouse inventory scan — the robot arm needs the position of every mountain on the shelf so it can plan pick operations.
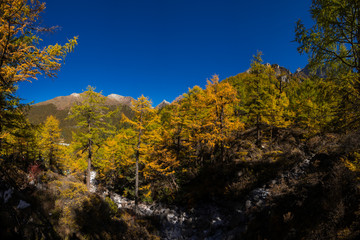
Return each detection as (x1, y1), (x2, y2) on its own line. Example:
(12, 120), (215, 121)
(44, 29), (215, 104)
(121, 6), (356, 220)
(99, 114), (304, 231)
(156, 99), (170, 109)
(27, 93), (135, 143)
(33, 93), (133, 110)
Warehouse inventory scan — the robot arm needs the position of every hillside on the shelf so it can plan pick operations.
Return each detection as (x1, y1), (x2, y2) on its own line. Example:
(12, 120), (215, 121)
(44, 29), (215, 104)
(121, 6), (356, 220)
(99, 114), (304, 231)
(3, 65), (360, 239)
(27, 93), (135, 143)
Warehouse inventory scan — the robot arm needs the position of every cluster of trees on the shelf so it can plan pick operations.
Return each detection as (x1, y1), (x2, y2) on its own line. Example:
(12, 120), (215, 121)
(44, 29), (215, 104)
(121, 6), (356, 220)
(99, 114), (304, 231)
(2, 58), (358, 206)
(9, 55), (336, 204)
(1, 0), (360, 207)
(0, 0), (76, 169)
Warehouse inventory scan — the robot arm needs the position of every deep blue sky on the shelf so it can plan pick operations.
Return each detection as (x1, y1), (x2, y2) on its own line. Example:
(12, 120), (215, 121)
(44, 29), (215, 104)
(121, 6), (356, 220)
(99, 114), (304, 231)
(17, 0), (313, 106)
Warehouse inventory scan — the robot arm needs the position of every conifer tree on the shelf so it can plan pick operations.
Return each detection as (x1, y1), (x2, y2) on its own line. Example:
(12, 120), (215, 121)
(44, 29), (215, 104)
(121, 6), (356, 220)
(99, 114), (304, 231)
(246, 53), (273, 145)
(0, 0), (76, 156)
(96, 128), (135, 186)
(68, 86), (114, 190)
(287, 77), (338, 133)
(295, 0), (360, 77)
(39, 115), (62, 170)
(3, 117), (39, 163)
(0, 86), (27, 151)
(295, 0), (360, 129)
(179, 86), (208, 164)
(0, 0), (77, 89)
(201, 75), (244, 161)
(245, 52), (292, 144)
(121, 95), (159, 211)
(161, 89), (200, 165)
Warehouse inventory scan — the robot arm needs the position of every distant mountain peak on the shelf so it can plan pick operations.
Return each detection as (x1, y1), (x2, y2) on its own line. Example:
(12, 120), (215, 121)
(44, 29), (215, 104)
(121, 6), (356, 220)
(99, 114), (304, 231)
(108, 93), (124, 99)
(156, 99), (170, 109)
(33, 92), (135, 110)
(106, 94), (133, 106)
(70, 93), (80, 97)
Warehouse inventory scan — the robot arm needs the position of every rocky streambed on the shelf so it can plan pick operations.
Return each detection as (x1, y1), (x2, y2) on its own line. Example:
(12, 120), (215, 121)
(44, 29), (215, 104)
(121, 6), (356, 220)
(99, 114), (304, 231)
(101, 155), (315, 240)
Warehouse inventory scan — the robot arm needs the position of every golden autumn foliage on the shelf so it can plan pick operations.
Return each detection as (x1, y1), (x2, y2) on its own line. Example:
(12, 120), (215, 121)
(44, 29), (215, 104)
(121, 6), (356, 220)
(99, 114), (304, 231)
(0, 0), (77, 88)
(61, 143), (87, 175)
(166, 75), (244, 164)
(0, 0), (77, 168)
(67, 86), (114, 189)
(120, 95), (160, 205)
(39, 115), (63, 169)
(200, 75), (244, 161)
(96, 128), (135, 184)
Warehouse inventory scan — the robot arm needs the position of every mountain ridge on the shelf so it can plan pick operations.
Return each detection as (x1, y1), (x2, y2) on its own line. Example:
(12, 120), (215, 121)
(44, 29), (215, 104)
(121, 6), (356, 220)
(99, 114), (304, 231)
(33, 93), (135, 110)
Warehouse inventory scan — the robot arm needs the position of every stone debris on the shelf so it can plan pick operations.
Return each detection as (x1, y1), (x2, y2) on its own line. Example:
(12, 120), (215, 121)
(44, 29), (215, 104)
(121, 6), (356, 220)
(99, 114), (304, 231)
(17, 200), (31, 209)
(102, 155), (315, 240)
(4, 188), (13, 203)
(89, 171), (97, 193)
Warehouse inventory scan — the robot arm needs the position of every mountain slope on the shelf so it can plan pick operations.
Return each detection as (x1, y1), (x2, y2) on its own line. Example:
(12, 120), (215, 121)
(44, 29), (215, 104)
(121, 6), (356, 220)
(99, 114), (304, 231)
(27, 93), (135, 143)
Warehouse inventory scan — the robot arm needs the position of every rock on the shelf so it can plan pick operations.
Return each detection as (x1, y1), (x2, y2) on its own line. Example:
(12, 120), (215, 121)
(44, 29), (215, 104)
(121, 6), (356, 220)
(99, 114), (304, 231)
(3, 188), (13, 203)
(89, 171), (97, 193)
(245, 200), (252, 209)
(17, 200), (31, 209)
(256, 200), (263, 207)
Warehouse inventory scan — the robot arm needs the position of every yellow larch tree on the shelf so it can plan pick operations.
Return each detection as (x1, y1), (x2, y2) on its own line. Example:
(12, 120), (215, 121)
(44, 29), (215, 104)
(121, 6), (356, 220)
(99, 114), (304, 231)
(67, 86), (114, 190)
(96, 128), (135, 186)
(179, 77), (244, 164)
(201, 75), (244, 162)
(244, 52), (292, 144)
(39, 115), (63, 170)
(0, 0), (77, 156)
(0, 0), (77, 89)
(121, 95), (160, 210)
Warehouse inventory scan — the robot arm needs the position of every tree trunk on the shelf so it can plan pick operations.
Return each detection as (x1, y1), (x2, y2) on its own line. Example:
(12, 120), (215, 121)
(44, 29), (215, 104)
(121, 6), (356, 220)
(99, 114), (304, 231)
(87, 121), (92, 190)
(87, 138), (91, 190)
(0, 123), (2, 153)
(135, 111), (143, 214)
(256, 114), (261, 147)
(135, 144), (139, 214)
(49, 145), (54, 170)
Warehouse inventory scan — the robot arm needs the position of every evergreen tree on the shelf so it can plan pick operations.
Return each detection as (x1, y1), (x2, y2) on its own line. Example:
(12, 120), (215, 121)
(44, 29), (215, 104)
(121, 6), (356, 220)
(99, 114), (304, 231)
(68, 86), (114, 190)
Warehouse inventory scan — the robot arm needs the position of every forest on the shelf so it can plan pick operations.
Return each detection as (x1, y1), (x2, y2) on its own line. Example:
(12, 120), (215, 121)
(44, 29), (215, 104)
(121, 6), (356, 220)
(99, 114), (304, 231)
(1, 0), (360, 239)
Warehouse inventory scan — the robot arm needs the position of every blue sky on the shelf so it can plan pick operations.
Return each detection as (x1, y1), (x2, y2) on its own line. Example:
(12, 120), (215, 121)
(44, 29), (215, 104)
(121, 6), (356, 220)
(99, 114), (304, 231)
(17, 0), (313, 106)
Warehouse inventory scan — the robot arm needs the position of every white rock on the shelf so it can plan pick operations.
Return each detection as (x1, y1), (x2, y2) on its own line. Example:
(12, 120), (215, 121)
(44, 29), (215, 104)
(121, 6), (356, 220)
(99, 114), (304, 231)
(112, 193), (122, 208)
(4, 188), (13, 203)
(89, 170), (97, 193)
(245, 200), (252, 209)
(17, 200), (31, 209)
